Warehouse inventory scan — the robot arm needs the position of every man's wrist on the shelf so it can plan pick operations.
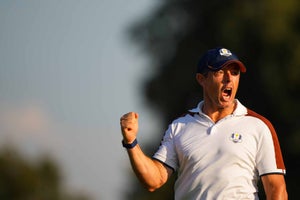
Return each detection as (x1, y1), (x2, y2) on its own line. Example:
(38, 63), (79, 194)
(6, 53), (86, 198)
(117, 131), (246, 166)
(122, 138), (138, 149)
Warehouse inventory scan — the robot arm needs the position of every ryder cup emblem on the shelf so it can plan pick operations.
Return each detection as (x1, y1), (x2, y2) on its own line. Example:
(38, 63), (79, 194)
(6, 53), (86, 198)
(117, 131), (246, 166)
(219, 48), (232, 57)
(230, 133), (242, 143)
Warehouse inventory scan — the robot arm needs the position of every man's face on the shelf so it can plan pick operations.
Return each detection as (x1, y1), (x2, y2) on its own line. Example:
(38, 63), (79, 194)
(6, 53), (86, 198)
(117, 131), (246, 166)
(198, 64), (241, 109)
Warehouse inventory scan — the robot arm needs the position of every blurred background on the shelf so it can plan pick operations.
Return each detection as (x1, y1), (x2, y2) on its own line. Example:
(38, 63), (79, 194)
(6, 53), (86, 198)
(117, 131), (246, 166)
(0, 0), (299, 200)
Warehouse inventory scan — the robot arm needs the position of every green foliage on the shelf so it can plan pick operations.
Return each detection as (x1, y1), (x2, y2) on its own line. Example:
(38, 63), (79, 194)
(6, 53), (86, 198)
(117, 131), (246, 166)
(0, 147), (90, 200)
(127, 0), (300, 199)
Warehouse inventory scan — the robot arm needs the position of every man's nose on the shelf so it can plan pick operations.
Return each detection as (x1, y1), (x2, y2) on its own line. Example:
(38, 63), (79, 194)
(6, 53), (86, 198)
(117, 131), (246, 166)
(223, 71), (232, 83)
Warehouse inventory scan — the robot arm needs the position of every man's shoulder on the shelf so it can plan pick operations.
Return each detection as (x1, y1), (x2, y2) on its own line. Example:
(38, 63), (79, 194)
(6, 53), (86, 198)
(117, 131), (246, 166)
(169, 110), (200, 127)
(246, 109), (272, 124)
(246, 108), (276, 132)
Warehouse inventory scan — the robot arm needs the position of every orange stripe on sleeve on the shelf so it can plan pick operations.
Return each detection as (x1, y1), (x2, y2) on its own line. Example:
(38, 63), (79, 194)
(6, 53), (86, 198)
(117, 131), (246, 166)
(247, 109), (285, 171)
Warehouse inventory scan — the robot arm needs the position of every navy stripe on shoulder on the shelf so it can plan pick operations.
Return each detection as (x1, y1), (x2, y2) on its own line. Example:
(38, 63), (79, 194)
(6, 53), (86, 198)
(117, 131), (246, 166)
(174, 111), (198, 120)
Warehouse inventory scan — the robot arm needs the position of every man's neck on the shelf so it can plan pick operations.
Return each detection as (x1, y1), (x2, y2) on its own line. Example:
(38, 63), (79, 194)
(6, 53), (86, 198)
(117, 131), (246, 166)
(202, 101), (236, 123)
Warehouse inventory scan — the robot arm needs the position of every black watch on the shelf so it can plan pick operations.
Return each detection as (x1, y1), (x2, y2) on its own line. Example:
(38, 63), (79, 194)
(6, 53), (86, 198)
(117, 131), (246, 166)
(122, 139), (138, 149)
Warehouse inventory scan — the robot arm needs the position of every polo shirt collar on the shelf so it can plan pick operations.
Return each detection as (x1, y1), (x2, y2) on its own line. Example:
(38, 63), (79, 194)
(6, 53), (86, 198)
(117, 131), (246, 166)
(189, 99), (248, 117)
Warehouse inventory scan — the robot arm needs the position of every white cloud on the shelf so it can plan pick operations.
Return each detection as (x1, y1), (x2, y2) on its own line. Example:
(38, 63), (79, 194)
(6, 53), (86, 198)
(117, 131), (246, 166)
(0, 104), (49, 136)
(0, 102), (62, 157)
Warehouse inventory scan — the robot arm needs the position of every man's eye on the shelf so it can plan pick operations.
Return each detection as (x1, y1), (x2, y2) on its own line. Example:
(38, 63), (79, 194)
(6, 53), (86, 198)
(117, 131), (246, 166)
(231, 70), (240, 76)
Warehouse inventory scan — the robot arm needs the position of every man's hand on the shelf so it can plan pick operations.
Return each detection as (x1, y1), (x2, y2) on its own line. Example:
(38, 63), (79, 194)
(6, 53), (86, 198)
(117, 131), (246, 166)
(120, 112), (139, 143)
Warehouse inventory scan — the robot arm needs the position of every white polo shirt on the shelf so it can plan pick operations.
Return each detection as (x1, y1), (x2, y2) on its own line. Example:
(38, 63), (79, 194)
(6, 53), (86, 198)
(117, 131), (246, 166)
(153, 100), (286, 200)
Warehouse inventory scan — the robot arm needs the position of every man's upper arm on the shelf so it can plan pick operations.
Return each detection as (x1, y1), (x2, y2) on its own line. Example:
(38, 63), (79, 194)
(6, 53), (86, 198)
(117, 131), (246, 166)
(261, 174), (288, 200)
(153, 159), (174, 180)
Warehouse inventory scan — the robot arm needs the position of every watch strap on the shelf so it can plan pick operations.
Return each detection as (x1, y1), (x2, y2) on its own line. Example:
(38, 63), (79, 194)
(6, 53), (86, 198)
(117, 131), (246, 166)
(122, 138), (138, 149)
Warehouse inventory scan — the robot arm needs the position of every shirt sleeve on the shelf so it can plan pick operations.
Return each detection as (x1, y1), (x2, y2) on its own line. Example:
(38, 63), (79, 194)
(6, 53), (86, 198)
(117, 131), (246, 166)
(153, 124), (178, 171)
(256, 121), (286, 176)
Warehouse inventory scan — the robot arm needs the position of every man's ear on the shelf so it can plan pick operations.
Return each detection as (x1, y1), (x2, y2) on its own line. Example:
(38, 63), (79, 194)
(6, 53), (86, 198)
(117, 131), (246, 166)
(196, 73), (205, 86)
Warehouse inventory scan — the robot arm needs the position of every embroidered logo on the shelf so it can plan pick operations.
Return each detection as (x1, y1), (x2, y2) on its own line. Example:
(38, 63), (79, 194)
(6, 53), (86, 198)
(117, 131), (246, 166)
(219, 48), (232, 57)
(230, 133), (242, 143)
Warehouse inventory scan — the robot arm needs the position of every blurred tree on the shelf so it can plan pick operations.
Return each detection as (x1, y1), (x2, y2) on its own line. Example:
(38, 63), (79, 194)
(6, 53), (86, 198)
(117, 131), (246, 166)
(0, 147), (90, 200)
(126, 0), (300, 199)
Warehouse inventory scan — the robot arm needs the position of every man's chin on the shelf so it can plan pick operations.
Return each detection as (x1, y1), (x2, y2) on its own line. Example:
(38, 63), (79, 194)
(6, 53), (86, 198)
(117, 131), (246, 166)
(218, 100), (235, 109)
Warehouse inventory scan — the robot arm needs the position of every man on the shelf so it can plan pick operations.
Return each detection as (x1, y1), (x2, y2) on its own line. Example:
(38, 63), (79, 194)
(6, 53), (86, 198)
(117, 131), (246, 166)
(120, 47), (288, 199)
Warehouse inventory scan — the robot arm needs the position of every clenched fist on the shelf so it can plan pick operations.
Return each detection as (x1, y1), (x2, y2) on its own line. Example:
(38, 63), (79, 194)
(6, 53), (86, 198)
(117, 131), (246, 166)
(120, 112), (139, 144)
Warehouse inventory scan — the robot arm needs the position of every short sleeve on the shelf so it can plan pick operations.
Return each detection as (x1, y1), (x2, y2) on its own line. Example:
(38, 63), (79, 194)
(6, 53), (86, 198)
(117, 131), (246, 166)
(153, 124), (178, 171)
(255, 122), (286, 176)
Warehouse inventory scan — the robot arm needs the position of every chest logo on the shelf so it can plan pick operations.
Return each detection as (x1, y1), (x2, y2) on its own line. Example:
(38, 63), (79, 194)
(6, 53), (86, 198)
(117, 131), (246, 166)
(230, 133), (242, 143)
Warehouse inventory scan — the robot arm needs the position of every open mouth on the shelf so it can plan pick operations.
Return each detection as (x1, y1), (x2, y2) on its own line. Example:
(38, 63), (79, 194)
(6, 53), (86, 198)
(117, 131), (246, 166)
(222, 88), (232, 99)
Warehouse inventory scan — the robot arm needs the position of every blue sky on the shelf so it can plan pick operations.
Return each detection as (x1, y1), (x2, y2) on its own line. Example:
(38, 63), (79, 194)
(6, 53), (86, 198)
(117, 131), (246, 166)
(0, 1), (161, 199)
